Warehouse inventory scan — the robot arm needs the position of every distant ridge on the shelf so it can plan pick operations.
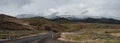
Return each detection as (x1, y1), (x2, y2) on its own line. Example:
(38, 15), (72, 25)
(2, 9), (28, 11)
(16, 14), (120, 24)
(0, 14), (16, 19)
(16, 14), (39, 18)
(50, 16), (120, 24)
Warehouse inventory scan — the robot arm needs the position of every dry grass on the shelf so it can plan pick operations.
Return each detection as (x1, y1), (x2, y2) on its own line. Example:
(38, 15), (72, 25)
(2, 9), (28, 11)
(61, 23), (120, 31)
(0, 30), (43, 39)
(59, 31), (120, 43)
(59, 23), (120, 43)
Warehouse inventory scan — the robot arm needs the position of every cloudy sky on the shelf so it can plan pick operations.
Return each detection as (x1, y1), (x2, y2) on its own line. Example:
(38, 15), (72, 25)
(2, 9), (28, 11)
(0, 0), (120, 19)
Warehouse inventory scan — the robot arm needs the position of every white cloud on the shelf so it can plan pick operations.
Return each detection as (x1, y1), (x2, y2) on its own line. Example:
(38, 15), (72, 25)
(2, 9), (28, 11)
(0, 0), (31, 16)
(0, 0), (120, 19)
(45, 0), (120, 19)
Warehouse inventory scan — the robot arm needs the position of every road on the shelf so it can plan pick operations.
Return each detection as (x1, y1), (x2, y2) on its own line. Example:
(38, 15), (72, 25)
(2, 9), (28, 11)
(0, 32), (66, 43)
(40, 39), (66, 43)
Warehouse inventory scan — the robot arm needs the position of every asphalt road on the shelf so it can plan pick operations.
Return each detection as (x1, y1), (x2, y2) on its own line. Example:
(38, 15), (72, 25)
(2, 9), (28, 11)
(40, 39), (66, 43)
(0, 32), (66, 43)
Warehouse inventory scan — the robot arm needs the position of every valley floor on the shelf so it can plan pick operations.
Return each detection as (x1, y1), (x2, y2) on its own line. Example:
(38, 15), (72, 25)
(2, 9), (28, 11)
(58, 29), (120, 43)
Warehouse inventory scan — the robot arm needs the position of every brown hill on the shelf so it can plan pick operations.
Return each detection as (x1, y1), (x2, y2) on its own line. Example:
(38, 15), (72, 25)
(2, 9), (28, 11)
(21, 17), (67, 32)
(0, 14), (34, 30)
(1, 14), (120, 32)
(0, 21), (31, 30)
(0, 14), (16, 19)
(0, 14), (67, 32)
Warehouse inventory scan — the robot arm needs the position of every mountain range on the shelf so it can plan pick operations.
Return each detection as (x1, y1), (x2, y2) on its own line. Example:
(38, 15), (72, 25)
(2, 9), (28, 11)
(0, 14), (120, 32)
(16, 14), (120, 24)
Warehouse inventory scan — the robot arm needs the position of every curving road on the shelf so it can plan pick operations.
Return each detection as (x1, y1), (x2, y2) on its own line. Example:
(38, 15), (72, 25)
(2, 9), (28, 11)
(0, 32), (66, 43)
(40, 39), (66, 43)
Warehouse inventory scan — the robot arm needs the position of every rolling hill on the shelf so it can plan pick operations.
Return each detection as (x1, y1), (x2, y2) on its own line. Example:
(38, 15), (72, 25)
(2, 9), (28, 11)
(0, 14), (67, 32)
(1, 14), (120, 32)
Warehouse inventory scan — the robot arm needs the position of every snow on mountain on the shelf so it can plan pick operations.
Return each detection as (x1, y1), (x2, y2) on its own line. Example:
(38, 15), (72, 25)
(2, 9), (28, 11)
(16, 14), (40, 18)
